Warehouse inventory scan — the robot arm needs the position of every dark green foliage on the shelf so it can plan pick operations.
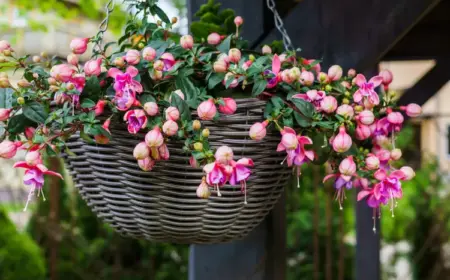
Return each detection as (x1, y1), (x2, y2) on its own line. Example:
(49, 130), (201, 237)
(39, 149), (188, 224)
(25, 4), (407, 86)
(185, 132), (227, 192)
(0, 207), (46, 280)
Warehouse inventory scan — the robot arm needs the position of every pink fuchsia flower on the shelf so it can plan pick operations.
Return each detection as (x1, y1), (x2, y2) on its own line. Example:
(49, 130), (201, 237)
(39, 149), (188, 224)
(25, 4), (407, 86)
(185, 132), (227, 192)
(70, 74), (86, 92)
(165, 106), (180, 121)
(365, 154), (380, 170)
(376, 169), (406, 216)
(377, 112), (404, 135)
(144, 102), (159, 116)
(145, 127), (164, 147)
(357, 110), (375, 125)
(124, 109), (147, 134)
(14, 158), (63, 211)
(24, 127), (35, 140)
(67, 53), (78, 66)
(125, 49), (141, 65)
(218, 98), (237, 115)
(400, 166), (415, 181)
(160, 53), (176, 71)
(228, 48), (241, 63)
(262, 45), (272, 54)
(400, 103), (422, 118)
(355, 124), (371, 140)
(265, 54), (281, 88)
(180, 35), (194, 49)
(299, 71), (314, 86)
(353, 74), (383, 105)
(94, 118), (111, 144)
(379, 69), (393, 90)
(138, 157), (156, 171)
(70, 38), (89, 54)
(83, 58), (102, 76)
(229, 158), (254, 204)
(280, 127), (298, 151)
(197, 177), (211, 198)
(339, 156), (356, 176)
(320, 96), (338, 113)
(162, 120), (178, 136)
(249, 121), (268, 140)
(108, 66), (143, 110)
(203, 162), (228, 196)
(133, 142), (150, 160)
(390, 148), (402, 160)
(327, 65), (343, 81)
(292, 90), (325, 110)
(278, 128), (315, 169)
(50, 64), (75, 82)
(215, 146), (234, 165)
(0, 108), (12, 121)
(347, 68), (356, 78)
(332, 126), (352, 153)
(0, 140), (21, 159)
(213, 60), (228, 73)
(207, 33), (221, 45)
(242, 60), (253, 71)
(197, 99), (217, 120)
(281, 70), (295, 84)
(234, 16), (243, 26)
(153, 60), (164, 71)
(95, 100), (106, 116)
(336, 104), (354, 119)
(323, 156), (357, 209)
(142, 47), (156, 61)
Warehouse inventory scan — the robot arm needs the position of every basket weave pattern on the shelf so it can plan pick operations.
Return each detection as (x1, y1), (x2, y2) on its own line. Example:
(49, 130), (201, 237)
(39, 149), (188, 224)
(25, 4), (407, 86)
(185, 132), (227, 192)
(65, 99), (290, 243)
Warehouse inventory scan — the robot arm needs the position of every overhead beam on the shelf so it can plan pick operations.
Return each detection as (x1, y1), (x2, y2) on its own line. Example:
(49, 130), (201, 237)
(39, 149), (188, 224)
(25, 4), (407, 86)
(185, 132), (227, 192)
(398, 57), (450, 106)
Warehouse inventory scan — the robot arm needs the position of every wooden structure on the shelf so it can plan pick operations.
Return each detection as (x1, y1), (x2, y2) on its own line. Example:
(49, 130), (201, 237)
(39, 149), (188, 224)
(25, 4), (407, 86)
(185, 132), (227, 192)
(187, 0), (450, 279)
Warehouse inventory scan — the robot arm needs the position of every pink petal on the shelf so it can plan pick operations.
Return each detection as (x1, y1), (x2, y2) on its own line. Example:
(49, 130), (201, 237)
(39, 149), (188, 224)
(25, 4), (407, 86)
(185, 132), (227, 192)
(203, 162), (215, 173)
(126, 66), (139, 77)
(13, 161), (32, 169)
(282, 126), (296, 135)
(323, 173), (337, 183)
(373, 184), (382, 200)
(272, 54), (281, 74)
(357, 190), (371, 201)
(374, 169), (387, 181)
(369, 91), (380, 105)
(134, 109), (146, 118)
(237, 158), (254, 167)
(355, 74), (367, 87)
(291, 94), (308, 100)
(277, 142), (286, 152)
(304, 150), (315, 161)
(36, 164), (48, 172)
(369, 76), (383, 87)
(123, 110), (133, 121)
(44, 170), (63, 179)
(108, 68), (122, 78)
(298, 136), (313, 145)
(353, 90), (362, 103)
(131, 81), (143, 93)
(390, 170), (405, 180)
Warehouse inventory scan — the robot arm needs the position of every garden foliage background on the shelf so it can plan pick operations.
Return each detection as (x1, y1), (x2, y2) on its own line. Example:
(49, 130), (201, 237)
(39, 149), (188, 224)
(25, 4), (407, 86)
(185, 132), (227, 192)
(0, 0), (449, 279)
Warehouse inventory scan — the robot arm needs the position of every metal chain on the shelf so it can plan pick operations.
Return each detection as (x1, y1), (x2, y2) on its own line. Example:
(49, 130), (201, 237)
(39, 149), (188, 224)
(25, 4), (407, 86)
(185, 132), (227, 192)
(93, 0), (115, 53)
(266, 0), (294, 52)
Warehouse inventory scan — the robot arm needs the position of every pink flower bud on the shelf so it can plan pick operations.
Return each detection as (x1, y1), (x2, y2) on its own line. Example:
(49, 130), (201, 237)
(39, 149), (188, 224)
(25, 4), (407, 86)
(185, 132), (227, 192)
(95, 100), (106, 116)
(153, 60), (164, 71)
(318, 72), (329, 83)
(180, 35), (194, 49)
(25, 150), (41, 166)
(281, 132), (298, 150)
(133, 142), (150, 160)
(262, 45), (272, 54)
(332, 126), (352, 153)
(84, 58), (102, 76)
(0, 40), (11, 52)
(327, 65), (343, 81)
(355, 124), (371, 140)
(0, 108), (12, 121)
(50, 64), (75, 82)
(67, 53), (79, 66)
(215, 146), (234, 164)
(365, 154), (380, 170)
(379, 69), (393, 85)
(289, 67), (301, 81)
(158, 144), (170, 160)
(281, 70), (294, 84)
(347, 68), (356, 78)
(320, 96), (338, 113)
(207, 33), (221, 45)
(0, 140), (18, 159)
(162, 120), (178, 136)
(402, 103), (422, 118)
(300, 71), (314, 86)
(400, 166), (415, 181)
(170, 90), (185, 102)
(144, 102), (159, 116)
(213, 60), (228, 73)
(197, 178), (211, 198)
(165, 106), (180, 121)
(150, 70), (163, 80)
(228, 48), (241, 63)
(387, 112), (404, 125)
(145, 127), (164, 147)
(390, 148), (402, 160)
(125, 49), (141, 65)
(70, 38), (89, 54)
(336, 104), (354, 118)
(218, 97), (237, 115)
(249, 121), (268, 140)
(190, 156), (199, 168)
(113, 57), (125, 67)
(234, 16), (243, 27)
(24, 127), (35, 140)
(339, 156), (356, 176)
(142, 47), (156, 61)
(358, 110), (375, 125)
(138, 157), (155, 171)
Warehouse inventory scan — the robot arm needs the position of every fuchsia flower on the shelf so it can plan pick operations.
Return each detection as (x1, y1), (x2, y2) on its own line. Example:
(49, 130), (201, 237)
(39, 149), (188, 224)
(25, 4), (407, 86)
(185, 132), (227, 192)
(133, 142), (150, 160)
(143, 47), (156, 61)
(145, 127), (164, 147)
(292, 90), (325, 110)
(144, 102), (159, 116)
(401, 103), (422, 118)
(160, 52), (176, 71)
(124, 109), (147, 134)
(207, 33), (221, 45)
(332, 126), (352, 153)
(0, 108), (12, 121)
(320, 96), (338, 113)
(197, 177), (211, 198)
(277, 127), (315, 169)
(324, 156), (357, 209)
(0, 140), (21, 159)
(249, 121), (268, 140)
(229, 158), (254, 204)
(162, 120), (178, 136)
(84, 58), (102, 76)
(197, 99), (217, 120)
(70, 38), (89, 54)
(355, 124), (371, 140)
(215, 146), (234, 165)
(0, 40), (11, 52)
(95, 100), (106, 116)
(218, 98), (237, 115)
(14, 152), (63, 211)
(357, 110), (375, 125)
(376, 112), (404, 135)
(353, 74), (383, 105)
(299, 71), (314, 86)
(138, 157), (156, 171)
(336, 105), (354, 119)
(180, 35), (194, 49)
(165, 106), (180, 121)
(70, 74), (86, 92)
(203, 162), (228, 196)
(265, 54), (281, 88)
(50, 64), (75, 82)
(108, 66), (143, 111)
(125, 49), (141, 65)
(327, 65), (343, 81)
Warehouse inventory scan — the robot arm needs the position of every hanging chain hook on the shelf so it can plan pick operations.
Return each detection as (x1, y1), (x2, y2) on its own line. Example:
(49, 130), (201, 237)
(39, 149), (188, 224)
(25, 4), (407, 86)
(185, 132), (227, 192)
(266, 0), (294, 52)
(93, 0), (115, 54)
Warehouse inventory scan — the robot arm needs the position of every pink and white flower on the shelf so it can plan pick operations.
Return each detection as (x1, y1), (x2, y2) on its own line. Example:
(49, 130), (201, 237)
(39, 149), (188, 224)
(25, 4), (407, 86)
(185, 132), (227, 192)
(353, 74), (383, 105)
(124, 109), (147, 134)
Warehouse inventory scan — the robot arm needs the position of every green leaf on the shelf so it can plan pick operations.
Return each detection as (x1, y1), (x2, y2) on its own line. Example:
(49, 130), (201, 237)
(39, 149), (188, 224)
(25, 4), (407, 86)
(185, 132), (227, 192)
(225, 75), (235, 89)
(64, 146), (76, 157)
(252, 79), (267, 96)
(314, 121), (335, 129)
(217, 35), (232, 53)
(81, 98), (96, 109)
(139, 93), (156, 104)
(270, 96), (284, 110)
(171, 92), (191, 121)
(282, 115), (294, 128)
(151, 5), (170, 24)
(81, 76), (101, 97)
(7, 114), (32, 133)
(192, 151), (205, 160)
(80, 130), (94, 144)
(291, 98), (314, 118)
(208, 73), (225, 89)
(0, 88), (13, 109)
(293, 112), (312, 128)
(246, 65), (263, 76)
(23, 102), (48, 124)
(264, 102), (273, 118)
(175, 75), (200, 109)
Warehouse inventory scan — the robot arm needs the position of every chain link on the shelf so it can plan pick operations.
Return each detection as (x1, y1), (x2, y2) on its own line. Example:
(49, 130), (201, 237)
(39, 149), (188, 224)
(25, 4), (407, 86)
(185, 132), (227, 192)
(93, 0), (115, 54)
(266, 0), (294, 52)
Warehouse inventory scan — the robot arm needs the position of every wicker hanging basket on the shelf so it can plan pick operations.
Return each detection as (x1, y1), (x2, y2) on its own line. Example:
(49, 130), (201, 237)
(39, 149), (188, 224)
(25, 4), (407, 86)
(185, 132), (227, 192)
(65, 99), (290, 243)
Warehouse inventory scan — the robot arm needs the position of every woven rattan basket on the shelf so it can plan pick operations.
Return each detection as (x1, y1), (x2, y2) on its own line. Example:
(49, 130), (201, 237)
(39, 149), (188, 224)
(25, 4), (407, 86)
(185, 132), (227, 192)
(65, 98), (290, 243)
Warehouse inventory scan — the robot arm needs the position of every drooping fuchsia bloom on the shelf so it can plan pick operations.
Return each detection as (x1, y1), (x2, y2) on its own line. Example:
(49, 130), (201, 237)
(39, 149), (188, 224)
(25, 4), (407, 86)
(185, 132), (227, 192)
(249, 121), (268, 140)
(124, 109), (147, 134)
(292, 90), (325, 110)
(372, 169), (406, 217)
(357, 184), (388, 232)
(70, 37), (89, 54)
(299, 70), (314, 86)
(14, 152), (63, 211)
(70, 74), (86, 92)
(229, 158), (254, 204)
(277, 127), (315, 167)
(353, 74), (383, 105)
(50, 64), (75, 82)
(218, 98), (237, 115)
(0, 140), (21, 159)
(203, 162), (228, 197)
(0, 108), (12, 121)
(138, 157), (156, 171)
(84, 58), (102, 76)
(264, 54), (281, 88)
(215, 146), (234, 165)
(355, 124), (371, 140)
(323, 156), (357, 209)
(197, 99), (217, 120)
(400, 103), (422, 118)
(142, 47), (156, 62)
(108, 66), (143, 111)
(125, 49), (141, 65)
(376, 112), (404, 140)
(160, 52), (176, 71)
(197, 177), (211, 198)
(332, 126), (352, 153)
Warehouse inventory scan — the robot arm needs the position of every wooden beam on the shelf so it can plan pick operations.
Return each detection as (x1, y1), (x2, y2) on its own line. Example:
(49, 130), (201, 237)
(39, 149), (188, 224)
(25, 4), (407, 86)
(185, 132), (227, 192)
(258, 0), (441, 70)
(398, 57), (450, 106)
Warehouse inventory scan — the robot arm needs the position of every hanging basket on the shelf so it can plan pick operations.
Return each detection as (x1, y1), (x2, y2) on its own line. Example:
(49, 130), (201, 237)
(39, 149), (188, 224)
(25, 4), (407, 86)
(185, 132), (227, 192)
(65, 99), (290, 243)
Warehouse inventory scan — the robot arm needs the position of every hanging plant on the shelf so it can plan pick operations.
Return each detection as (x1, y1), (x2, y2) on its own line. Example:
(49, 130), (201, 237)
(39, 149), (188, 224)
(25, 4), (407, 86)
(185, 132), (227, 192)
(0, 0), (422, 236)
